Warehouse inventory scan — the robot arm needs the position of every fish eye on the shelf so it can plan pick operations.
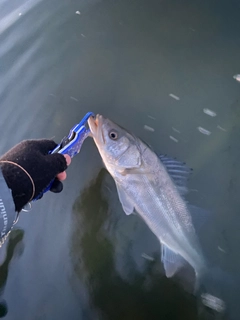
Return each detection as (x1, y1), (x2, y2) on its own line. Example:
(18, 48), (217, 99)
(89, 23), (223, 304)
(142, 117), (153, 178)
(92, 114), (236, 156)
(109, 130), (118, 140)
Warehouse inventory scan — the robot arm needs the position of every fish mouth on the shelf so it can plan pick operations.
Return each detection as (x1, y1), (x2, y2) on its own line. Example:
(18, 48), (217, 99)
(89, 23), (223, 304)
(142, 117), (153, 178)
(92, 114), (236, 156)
(88, 114), (105, 144)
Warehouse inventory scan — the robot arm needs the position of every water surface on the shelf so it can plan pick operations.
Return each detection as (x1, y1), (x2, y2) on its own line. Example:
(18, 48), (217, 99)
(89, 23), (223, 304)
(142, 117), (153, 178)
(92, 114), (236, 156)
(0, 0), (240, 319)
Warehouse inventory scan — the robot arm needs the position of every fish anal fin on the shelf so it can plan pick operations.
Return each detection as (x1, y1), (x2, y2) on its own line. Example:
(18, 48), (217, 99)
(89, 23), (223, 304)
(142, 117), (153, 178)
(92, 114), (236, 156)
(161, 243), (185, 278)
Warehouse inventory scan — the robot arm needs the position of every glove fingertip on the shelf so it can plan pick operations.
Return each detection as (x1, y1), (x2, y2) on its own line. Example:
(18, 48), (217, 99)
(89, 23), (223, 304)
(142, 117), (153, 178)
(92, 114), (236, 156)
(46, 153), (68, 173)
(50, 179), (63, 193)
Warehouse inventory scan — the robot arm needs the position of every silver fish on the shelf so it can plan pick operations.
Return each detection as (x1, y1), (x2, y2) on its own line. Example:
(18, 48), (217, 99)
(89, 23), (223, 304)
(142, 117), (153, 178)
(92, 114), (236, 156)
(88, 114), (207, 283)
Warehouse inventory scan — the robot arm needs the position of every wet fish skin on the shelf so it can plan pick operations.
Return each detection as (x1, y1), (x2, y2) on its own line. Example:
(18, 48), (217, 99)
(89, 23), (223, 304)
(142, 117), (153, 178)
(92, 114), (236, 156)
(88, 114), (207, 281)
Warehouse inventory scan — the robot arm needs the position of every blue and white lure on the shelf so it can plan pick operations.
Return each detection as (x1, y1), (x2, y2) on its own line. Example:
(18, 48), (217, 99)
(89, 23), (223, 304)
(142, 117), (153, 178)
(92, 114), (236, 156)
(33, 112), (95, 201)
(51, 112), (94, 156)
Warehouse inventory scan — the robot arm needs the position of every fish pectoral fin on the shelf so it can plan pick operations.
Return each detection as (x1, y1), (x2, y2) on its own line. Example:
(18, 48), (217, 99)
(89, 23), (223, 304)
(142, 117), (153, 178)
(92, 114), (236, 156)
(116, 183), (134, 215)
(161, 243), (185, 278)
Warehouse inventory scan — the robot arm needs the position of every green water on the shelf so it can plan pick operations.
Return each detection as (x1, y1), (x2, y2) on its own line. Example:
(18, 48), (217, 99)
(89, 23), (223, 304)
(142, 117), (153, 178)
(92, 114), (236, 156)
(0, 0), (240, 319)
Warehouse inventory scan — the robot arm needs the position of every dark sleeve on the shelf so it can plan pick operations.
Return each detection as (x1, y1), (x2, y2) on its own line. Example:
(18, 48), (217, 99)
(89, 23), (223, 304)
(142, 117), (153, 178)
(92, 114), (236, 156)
(0, 171), (18, 242)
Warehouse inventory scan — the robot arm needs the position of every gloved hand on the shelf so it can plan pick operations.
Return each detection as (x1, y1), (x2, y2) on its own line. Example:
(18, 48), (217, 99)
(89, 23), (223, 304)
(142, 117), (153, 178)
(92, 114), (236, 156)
(0, 139), (71, 212)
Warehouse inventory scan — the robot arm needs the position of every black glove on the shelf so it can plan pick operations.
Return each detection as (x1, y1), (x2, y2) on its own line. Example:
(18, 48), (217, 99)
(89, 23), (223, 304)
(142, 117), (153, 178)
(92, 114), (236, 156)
(0, 139), (68, 212)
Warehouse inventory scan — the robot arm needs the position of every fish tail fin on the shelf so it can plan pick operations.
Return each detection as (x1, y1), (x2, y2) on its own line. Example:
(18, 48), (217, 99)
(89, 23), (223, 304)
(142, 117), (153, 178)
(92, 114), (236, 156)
(196, 266), (235, 319)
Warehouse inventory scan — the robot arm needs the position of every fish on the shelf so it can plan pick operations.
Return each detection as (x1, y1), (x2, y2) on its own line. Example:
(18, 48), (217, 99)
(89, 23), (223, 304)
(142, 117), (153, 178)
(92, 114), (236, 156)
(88, 114), (207, 279)
(88, 114), (227, 312)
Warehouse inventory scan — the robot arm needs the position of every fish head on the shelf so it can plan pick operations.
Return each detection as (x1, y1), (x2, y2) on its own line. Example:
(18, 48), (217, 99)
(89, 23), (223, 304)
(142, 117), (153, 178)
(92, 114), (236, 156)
(88, 114), (142, 173)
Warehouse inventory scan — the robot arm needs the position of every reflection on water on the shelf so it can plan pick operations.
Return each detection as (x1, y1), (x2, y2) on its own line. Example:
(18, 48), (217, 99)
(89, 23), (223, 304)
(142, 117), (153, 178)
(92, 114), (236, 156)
(71, 169), (202, 320)
(0, 229), (24, 318)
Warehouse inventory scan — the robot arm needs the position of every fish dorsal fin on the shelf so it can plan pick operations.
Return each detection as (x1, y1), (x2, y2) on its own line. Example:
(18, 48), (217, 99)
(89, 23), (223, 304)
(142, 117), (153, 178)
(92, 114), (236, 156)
(159, 155), (192, 195)
(115, 182), (134, 215)
(161, 243), (185, 278)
